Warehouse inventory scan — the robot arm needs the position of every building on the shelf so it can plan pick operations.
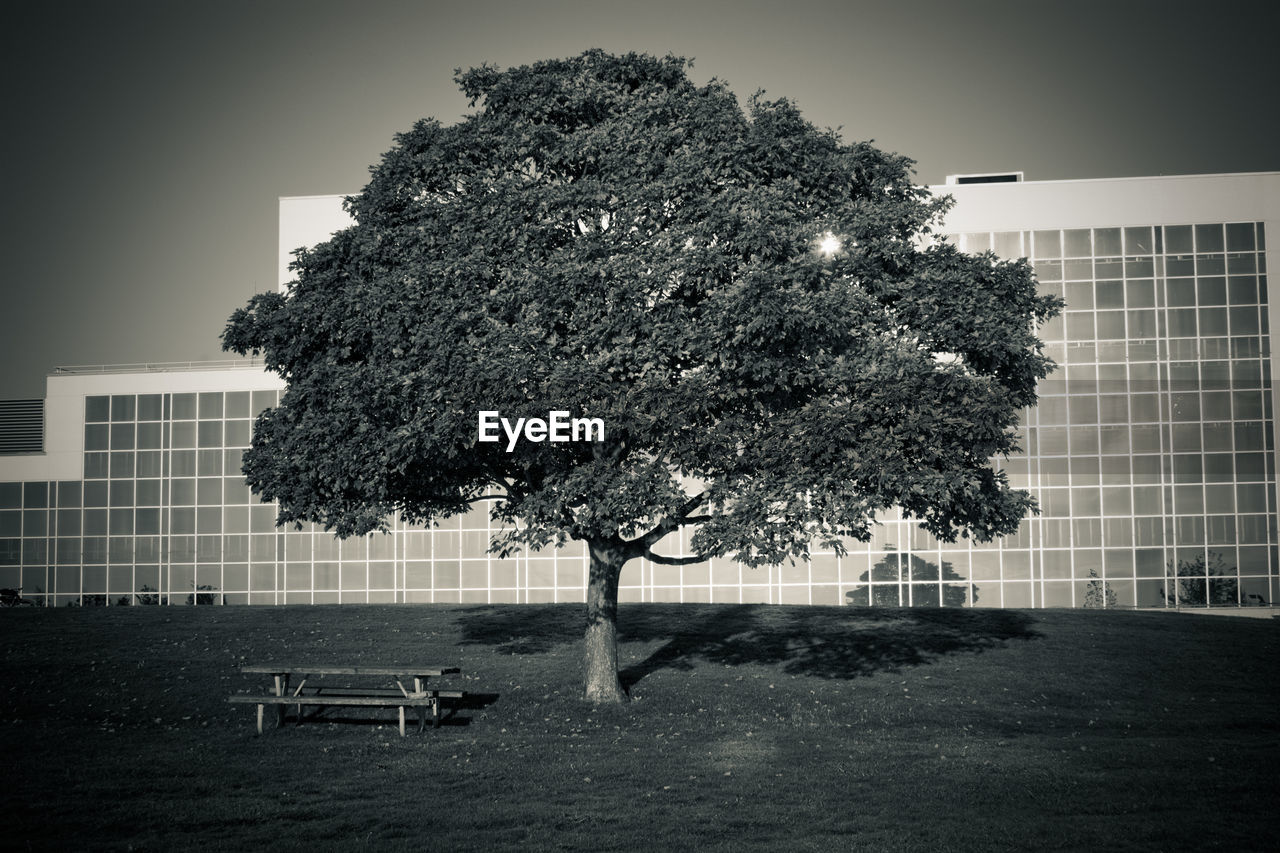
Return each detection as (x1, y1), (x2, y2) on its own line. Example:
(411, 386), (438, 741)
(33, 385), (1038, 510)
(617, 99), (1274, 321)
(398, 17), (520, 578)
(2, 172), (1277, 609)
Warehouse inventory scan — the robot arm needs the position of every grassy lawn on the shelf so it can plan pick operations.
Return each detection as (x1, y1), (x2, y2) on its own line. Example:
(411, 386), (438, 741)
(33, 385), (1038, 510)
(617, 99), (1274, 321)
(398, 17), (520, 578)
(1, 603), (1276, 851)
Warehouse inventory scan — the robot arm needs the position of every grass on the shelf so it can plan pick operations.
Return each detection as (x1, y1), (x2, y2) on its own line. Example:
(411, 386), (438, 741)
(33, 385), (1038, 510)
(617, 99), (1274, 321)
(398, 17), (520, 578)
(0, 603), (1276, 852)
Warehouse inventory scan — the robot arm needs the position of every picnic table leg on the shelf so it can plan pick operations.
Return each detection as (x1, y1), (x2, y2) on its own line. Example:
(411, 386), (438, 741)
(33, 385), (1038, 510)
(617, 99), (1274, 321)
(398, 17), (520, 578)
(293, 677), (308, 727)
(293, 676), (309, 722)
(272, 674), (290, 729)
(398, 705), (406, 737)
(256, 702), (265, 735)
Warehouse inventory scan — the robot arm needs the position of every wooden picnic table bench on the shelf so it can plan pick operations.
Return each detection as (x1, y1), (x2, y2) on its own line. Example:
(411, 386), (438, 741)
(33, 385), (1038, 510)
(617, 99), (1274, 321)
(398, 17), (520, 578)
(228, 664), (463, 736)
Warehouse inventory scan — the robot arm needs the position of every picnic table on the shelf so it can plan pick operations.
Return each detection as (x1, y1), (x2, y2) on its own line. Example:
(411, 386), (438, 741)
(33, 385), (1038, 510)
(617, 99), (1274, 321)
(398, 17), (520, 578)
(228, 664), (463, 736)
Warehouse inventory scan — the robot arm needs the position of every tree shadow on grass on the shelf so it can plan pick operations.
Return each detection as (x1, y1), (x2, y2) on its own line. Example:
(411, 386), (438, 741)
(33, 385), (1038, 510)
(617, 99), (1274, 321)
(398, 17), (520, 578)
(455, 603), (1039, 691)
(618, 605), (1038, 690)
(456, 604), (585, 654)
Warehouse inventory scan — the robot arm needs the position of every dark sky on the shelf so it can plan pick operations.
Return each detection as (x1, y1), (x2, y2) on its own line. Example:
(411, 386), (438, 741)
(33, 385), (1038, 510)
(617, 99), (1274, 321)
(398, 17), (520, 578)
(1, 0), (1275, 400)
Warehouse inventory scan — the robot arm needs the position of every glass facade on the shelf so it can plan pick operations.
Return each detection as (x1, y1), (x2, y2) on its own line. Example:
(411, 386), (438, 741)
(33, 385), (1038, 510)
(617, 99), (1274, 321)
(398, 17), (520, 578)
(0, 220), (1275, 609)
(927, 221), (1275, 609)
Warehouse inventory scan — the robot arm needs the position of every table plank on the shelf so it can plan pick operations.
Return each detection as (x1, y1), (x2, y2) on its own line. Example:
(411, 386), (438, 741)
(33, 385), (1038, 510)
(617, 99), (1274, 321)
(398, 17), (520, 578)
(229, 694), (460, 706)
(240, 665), (460, 677)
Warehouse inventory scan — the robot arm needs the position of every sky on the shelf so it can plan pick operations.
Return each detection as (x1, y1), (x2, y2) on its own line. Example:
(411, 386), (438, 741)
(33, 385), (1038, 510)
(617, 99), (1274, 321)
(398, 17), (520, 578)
(1, 0), (1275, 400)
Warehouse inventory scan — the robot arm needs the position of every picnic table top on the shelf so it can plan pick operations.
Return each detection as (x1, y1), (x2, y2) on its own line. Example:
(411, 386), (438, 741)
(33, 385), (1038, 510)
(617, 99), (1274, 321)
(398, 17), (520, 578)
(240, 664), (460, 677)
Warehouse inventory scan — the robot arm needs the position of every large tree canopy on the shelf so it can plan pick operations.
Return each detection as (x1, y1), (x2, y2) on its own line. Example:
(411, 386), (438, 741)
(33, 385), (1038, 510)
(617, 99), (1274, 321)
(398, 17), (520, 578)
(224, 50), (1060, 702)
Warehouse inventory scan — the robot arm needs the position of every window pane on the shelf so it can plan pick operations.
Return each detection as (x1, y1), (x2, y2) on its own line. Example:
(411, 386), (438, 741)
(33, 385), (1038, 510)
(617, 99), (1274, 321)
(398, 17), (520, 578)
(85, 424), (108, 451)
(109, 508), (133, 535)
(1129, 310), (1158, 338)
(84, 453), (109, 479)
(1064, 259), (1092, 280)
(136, 508), (160, 536)
(1230, 307), (1258, 335)
(136, 422), (162, 450)
(198, 422), (222, 448)
(1094, 228), (1122, 256)
(1164, 225), (1193, 254)
(1095, 281), (1124, 309)
(136, 480), (161, 507)
(1225, 222), (1256, 252)
(993, 231), (1021, 259)
(172, 479), (195, 506)
(1171, 393), (1199, 422)
(1172, 454), (1203, 483)
(1199, 307), (1228, 336)
(1198, 277), (1227, 305)
(137, 394), (163, 421)
(1234, 421), (1264, 451)
(1064, 229), (1091, 257)
(171, 510), (195, 536)
(198, 393), (224, 420)
(1198, 252), (1228, 275)
(85, 396), (110, 422)
(1123, 227), (1152, 255)
(56, 482), (81, 508)
(110, 453), (135, 478)
(1205, 454), (1234, 482)
(1065, 282), (1094, 310)
(1100, 426), (1129, 454)
(252, 390), (277, 415)
(1125, 258), (1154, 278)
(172, 394), (197, 419)
(1165, 279), (1194, 308)
(172, 422), (196, 449)
(198, 478), (222, 505)
(21, 510), (46, 537)
(1228, 254), (1256, 275)
(197, 450), (223, 476)
(1168, 309), (1196, 337)
(1195, 224), (1224, 253)
(22, 482), (47, 508)
(108, 481), (133, 507)
(136, 451), (162, 478)
(225, 391), (250, 419)
(111, 396), (135, 422)
(225, 421), (251, 448)
(1034, 230), (1061, 258)
(1228, 276), (1258, 305)
(1065, 313), (1094, 340)
(1125, 280), (1155, 308)
(1171, 424), (1201, 452)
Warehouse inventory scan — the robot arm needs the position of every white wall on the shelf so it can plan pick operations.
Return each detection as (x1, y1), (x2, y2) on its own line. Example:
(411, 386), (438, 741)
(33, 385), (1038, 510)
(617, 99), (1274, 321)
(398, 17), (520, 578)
(0, 368), (285, 483)
(277, 194), (356, 291)
(932, 171), (1280, 233)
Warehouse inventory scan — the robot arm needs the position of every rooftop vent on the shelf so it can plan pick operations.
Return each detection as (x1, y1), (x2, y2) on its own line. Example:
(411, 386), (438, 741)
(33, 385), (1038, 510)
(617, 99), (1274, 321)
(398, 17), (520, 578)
(945, 172), (1024, 185)
(0, 400), (43, 454)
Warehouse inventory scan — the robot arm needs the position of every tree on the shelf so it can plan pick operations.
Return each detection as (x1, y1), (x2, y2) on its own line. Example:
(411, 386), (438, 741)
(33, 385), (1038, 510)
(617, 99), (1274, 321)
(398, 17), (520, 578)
(223, 50), (1060, 703)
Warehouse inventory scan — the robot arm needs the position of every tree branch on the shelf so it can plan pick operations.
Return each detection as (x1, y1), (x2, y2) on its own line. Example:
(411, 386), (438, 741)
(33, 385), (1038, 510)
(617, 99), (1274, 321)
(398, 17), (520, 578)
(633, 491), (708, 550)
(643, 550), (711, 566)
(464, 493), (508, 505)
(620, 495), (712, 561)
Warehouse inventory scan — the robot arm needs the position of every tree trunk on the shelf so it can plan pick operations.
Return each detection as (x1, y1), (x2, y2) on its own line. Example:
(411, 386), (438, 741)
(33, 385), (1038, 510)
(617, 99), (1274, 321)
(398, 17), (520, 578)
(583, 538), (628, 703)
